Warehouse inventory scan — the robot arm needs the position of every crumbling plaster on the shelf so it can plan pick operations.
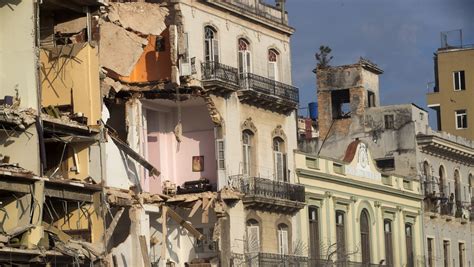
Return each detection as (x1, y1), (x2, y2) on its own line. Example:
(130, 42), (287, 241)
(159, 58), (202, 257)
(0, 0), (38, 110)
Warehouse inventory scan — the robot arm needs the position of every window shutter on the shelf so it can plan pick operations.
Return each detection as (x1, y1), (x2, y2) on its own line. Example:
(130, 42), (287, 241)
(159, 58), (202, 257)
(274, 152), (284, 181)
(280, 229), (288, 255)
(268, 62), (275, 80)
(247, 226), (260, 253)
(246, 51), (251, 73)
(212, 39), (219, 63)
(179, 33), (191, 76)
(216, 139), (225, 170)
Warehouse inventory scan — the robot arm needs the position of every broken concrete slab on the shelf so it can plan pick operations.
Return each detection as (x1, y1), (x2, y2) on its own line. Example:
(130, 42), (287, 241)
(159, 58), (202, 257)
(99, 22), (147, 77)
(0, 107), (36, 129)
(107, 2), (169, 36)
(55, 17), (87, 34)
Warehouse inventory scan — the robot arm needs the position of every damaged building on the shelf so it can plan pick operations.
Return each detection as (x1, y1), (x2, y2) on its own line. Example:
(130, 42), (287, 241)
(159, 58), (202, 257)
(302, 58), (474, 266)
(0, 0), (105, 265)
(99, 0), (306, 266)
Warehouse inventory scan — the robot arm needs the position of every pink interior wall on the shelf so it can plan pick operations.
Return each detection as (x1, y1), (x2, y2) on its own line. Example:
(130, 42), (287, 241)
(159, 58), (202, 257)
(144, 101), (217, 194)
(175, 130), (216, 186)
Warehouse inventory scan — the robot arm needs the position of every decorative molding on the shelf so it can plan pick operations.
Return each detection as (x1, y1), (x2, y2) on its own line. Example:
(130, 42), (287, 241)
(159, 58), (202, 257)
(272, 125), (287, 140)
(241, 117), (257, 133)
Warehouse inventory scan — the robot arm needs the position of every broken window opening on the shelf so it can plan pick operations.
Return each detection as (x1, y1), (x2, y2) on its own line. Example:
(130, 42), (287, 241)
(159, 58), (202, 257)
(384, 114), (395, 129)
(376, 158), (395, 171)
(368, 91), (376, 107)
(331, 90), (351, 119)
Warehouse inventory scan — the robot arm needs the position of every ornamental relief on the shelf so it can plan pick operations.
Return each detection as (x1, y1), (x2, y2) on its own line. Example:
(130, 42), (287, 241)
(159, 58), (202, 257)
(241, 117), (257, 133)
(272, 125), (287, 141)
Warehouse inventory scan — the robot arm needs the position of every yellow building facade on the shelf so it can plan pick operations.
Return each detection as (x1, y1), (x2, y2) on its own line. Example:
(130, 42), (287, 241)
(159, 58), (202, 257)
(296, 140), (424, 266)
(427, 47), (474, 140)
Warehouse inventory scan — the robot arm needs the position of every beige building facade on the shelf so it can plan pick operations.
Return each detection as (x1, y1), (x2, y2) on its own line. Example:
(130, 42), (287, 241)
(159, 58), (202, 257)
(297, 141), (424, 266)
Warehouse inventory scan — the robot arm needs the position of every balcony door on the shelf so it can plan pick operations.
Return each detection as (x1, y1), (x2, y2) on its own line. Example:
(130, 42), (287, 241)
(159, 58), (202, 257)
(268, 49), (279, 81)
(238, 38), (251, 84)
(277, 223), (289, 255)
(273, 137), (287, 182)
(242, 130), (253, 177)
(204, 26), (219, 63)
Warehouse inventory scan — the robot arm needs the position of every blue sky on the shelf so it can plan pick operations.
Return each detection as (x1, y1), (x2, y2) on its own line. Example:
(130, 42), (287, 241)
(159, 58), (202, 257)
(285, 0), (474, 126)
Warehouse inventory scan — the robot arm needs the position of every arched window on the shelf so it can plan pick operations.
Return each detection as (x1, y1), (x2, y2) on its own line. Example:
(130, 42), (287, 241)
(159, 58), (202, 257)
(384, 219), (393, 267)
(204, 26), (219, 62)
(423, 161), (432, 194)
(454, 170), (461, 203)
(277, 223), (289, 255)
(238, 38), (251, 80)
(273, 137), (287, 182)
(405, 223), (414, 267)
(336, 211), (346, 260)
(268, 49), (279, 81)
(360, 209), (371, 264)
(242, 130), (254, 176)
(439, 165), (446, 196)
(308, 206), (320, 260)
(246, 219), (260, 253)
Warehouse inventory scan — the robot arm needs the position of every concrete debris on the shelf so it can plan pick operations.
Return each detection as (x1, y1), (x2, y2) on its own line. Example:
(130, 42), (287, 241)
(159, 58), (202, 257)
(107, 3), (169, 36)
(55, 17), (87, 34)
(99, 22), (148, 77)
(103, 77), (127, 93)
(0, 107), (36, 129)
(0, 164), (34, 175)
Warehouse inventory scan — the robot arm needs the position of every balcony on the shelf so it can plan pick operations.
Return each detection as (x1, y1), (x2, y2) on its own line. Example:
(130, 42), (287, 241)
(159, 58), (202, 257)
(231, 176), (305, 213)
(201, 62), (299, 113)
(246, 252), (308, 266)
(201, 61), (241, 94)
(203, 0), (292, 31)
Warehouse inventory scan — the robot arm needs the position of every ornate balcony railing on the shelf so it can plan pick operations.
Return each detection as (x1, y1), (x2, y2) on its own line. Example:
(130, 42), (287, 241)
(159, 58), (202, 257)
(219, 0), (287, 25)
(201, 61), (299, 104)
(241, 72), (299, 103)
(247, 252), (308, 266)
(201, 61), (240, 87)
(239, 176), (305, 203)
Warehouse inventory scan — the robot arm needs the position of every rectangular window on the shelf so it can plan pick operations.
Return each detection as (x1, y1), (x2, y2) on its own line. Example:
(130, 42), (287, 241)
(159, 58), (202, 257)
(455, 110), (468, 129)
(384, 114), (395, 129)
(459, 242), (465, 267)
(427, 238), (435, 267)
(306, 157), (319, 169)
(406, 224), (414, 267)
(444, 240), (450, 267)
(333, 163), (345, 175)
(453, 71), (466, 91)
(368, 91), (376, 107)
(216, 139), (225, 170)
(403, 180), (413, 190)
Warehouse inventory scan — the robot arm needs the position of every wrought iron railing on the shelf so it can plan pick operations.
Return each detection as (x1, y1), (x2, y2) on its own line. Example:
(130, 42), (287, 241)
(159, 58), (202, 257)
(220, 0), (286, 24)
(201, 61), (299, 103)
(240, 176), (305, 203)
(247, 252), (308, 266)
(201, 61), (240, 87)
(241, 72), (299, 103)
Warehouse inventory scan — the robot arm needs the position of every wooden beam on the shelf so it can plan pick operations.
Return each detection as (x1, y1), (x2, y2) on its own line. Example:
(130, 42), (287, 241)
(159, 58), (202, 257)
(139, 235), (151, 267)
(167, 207), (204, 240)
(105, 207), (125, 245)
(188, 199), (202, 218)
